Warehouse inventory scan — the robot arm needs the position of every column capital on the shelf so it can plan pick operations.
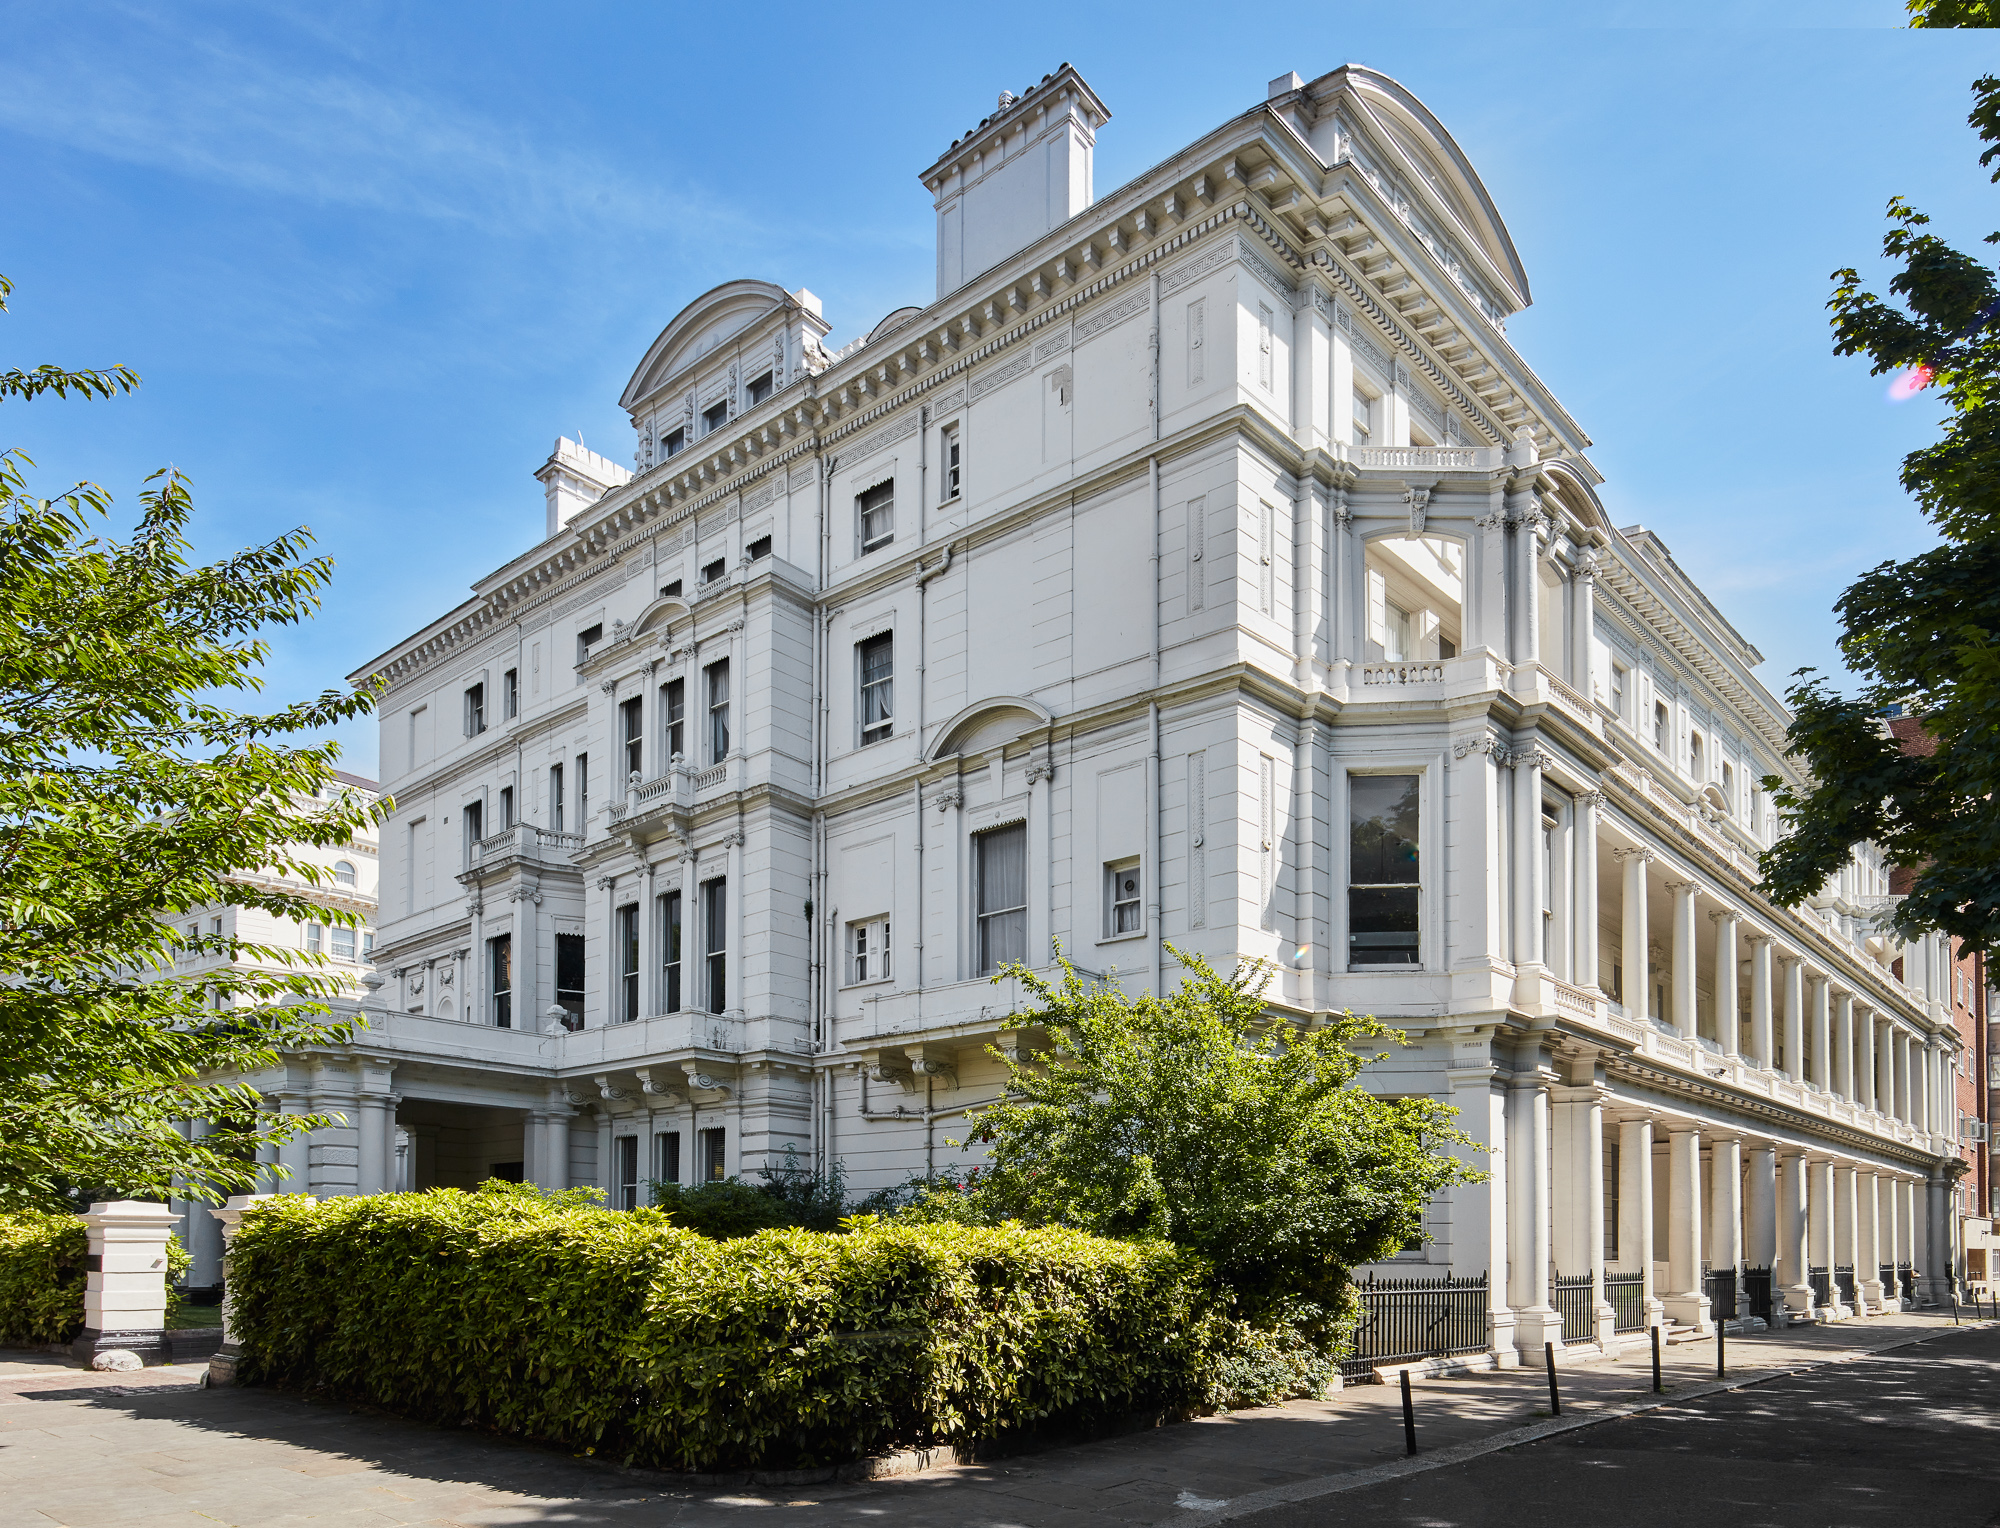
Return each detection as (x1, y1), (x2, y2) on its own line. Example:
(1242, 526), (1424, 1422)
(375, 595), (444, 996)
(1707, 905), (1742, 924)
(1611, 845), (1655, 864)
(1664, 878), (1700, 896)
(1574, 788), (1607, 810)
(1744, 930), (1773, 947)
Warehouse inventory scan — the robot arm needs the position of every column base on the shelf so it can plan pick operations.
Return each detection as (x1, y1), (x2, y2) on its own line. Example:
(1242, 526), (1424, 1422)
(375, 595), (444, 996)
(1660, 1295), (1712, 1334)
(207, 1344), (248, 1387)
(1858, 1280), (1884, 1314)
(70, 1327), (170, 1368)
(1486, 1307), (1521, 1369)
(1511, 1304), (1565, 1354)
(1593, 1302), (1618, 1349)
(1780, 1285), (1815, 1323)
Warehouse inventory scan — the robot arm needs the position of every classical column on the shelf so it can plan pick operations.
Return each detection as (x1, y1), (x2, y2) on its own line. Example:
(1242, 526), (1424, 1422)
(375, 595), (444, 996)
(546, 1104), (571, 1191)
(1877, 1017), (1896, 1118)
(1668, 880), (1699, 1040)
(1553, 1079), (1613, 1346)
(1663, 1125), (1710, 1331)
(1782, 957), (1805, 1082)
(1710, 907), (1739, 1057)
(636, 861), (657, 1020)
(1511, 747), (1547, 975)
(1810, 976), (1832, 1092)
(1507, 1055), (1561, 1350)
(1890, 1029), (1909, 1121)
(1836, 1164), (1862, 1315)
(1618, 848), (1651, 1017)
(1620, 1116), (1662, 1327)
(1858, 1007), (1878, 1111)
(1834, 993), (1856, 1101)
(1882, 1173), (1904, 1307)
(1779, 1149), (1813, 1318)
(1449, 1059), (1516, 1366)
(1859, 1171), (1885, 1311)
(1747, 1142), (1779, 1279)
(1710, 1134), (1744, 1318)
(1576, 792), (1603, 993)
(1918, 1042), (1937, 1137)
(276, 1092), (312, 1194)
(1749, 935), (1775, 1071)
(354, 1091), (388, 1196)
(1925, 1170), (1953, 1303)
(1808, 1157), (1838, 1317)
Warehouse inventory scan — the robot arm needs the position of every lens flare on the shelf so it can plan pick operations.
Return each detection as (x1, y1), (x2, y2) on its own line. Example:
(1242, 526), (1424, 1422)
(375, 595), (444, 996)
(1293, 943), (1312, 965)
(1887, 363), (1935, 402)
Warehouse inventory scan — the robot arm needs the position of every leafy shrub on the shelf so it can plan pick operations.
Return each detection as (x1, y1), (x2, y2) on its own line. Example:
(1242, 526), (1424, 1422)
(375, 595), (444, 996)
(0, 1211), (192, 1343)
(0, 1211), (88, 1344)
(226, 1182), (1221, 1471)
(648, 1149), (850, 1238)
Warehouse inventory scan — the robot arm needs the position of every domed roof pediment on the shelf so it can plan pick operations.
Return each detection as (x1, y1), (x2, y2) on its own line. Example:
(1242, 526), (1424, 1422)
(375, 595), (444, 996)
(620, 279), (795, 412)
(929, 697), (1053, 761)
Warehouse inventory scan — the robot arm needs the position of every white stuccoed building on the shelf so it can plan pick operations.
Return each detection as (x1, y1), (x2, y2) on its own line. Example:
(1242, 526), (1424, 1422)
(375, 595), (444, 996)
(247, 62), (1966, 1360)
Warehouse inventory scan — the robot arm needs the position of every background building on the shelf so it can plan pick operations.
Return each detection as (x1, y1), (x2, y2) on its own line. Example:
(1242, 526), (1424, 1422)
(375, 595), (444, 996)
(229, 64), (1963, 1353)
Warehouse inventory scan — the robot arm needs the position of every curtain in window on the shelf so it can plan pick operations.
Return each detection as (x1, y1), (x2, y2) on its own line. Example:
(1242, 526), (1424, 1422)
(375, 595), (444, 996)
(977, 824), (1028, 973)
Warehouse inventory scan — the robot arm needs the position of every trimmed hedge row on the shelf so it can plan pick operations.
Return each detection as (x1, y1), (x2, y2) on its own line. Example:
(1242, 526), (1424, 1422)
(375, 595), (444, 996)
(227, 1186), (1222, 1471)
(0, 1211), (194, 1347)
(0, 1211), (90, 1346)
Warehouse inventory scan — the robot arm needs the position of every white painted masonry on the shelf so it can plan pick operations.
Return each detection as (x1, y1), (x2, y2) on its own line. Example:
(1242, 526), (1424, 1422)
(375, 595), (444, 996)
(227, 63), (1963, 1360)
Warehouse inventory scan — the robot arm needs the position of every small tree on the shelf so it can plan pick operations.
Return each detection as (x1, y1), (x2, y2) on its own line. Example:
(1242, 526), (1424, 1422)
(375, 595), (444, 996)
(925, 948), (1480, 1341)
(1760, 77), (2000, 954)
(0, 275), (382, 1211)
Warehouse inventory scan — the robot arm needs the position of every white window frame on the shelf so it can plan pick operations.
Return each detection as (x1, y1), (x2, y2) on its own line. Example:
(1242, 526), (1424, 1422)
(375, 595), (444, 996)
(858, 631), (893, 746)
(1103, 859), (1143, 940)
(939, 422), (961, 502)
(847, 915), (892, 986)
(858, 480), (895, 554)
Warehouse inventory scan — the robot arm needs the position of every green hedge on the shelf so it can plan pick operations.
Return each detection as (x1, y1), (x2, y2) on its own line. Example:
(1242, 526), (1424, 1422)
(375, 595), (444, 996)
(226, 1185), (1221, 1471)
(0, 1211), (195, 1347)
(0, 1211), (90, 1345)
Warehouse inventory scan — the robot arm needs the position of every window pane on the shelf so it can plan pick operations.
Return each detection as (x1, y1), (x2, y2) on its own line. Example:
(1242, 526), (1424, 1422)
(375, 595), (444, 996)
(1349, 887), (1420, 965)
(1349, 775), (1419, 884)
(976, 824), (1028, 973)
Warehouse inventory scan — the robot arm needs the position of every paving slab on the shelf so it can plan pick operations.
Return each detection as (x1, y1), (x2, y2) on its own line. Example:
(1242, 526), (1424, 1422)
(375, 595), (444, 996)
(0, 1310), (1985, 1526)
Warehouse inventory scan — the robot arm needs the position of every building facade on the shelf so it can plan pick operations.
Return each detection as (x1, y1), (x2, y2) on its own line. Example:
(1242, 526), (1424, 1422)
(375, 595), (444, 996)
(242, 63), (1967, 1356)
(173, 771), (380, 1287)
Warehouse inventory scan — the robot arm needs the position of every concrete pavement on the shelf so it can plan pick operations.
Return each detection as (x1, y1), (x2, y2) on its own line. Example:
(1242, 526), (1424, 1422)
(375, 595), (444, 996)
(0, 1310), (1988, 1526)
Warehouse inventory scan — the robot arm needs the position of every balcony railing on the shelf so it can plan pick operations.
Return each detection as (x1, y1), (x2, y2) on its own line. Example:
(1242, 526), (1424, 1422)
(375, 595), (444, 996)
(1360, 661), (1446, 687)
(1354, 445), (1503, 472)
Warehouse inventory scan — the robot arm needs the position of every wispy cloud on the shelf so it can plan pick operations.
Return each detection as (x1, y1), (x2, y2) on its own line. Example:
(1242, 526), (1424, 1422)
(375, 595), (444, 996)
(0, 2), (746, 244)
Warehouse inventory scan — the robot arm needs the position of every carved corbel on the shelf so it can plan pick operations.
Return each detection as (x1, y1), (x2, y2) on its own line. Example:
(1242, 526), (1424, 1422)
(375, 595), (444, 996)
(593, 1074), (628, 1102)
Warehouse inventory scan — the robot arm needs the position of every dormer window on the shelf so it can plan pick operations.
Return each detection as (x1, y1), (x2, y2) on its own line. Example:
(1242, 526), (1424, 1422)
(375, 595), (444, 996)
(701, 400), (728, 435)
(746, 371), (774, 406)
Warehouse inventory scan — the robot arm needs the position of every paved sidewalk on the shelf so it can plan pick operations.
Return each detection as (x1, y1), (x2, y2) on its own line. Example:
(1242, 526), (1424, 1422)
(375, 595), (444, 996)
(0, 1310), (1984, 1526)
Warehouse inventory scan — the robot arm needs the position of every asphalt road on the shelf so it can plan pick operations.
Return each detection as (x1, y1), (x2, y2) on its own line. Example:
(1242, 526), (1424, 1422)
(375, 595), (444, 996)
(1238, 1324), (2000, 1528)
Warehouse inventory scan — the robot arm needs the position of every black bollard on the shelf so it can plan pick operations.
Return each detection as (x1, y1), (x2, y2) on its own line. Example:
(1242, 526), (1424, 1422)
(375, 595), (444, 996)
(1652, 1325), (1663, 1394)
(1717, 1316), (1726, 1379)
(1401, 1368), (1417, 1456)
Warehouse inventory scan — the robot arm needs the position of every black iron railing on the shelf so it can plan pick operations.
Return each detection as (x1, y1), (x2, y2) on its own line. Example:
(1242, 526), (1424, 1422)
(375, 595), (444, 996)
(1897, 1263), (1916, 1300)
(1705, 1267), (1737, 1325)
(1809, 1266), (1832, 1307)
(1880, 1264), (1898, 1301)
(1553, 1273), (1595, 1342)
(1743, 1265), (1774, 1322)
(1341, 1272), (1491, 1381)
(1606, 1272), (1647, 1333)
(1834, 1265), (1856, 1307)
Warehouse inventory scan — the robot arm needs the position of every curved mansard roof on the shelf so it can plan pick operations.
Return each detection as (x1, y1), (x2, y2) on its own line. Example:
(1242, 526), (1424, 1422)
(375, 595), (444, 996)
(619, 278), (795, 413)
(1304, 64), (1532, 314)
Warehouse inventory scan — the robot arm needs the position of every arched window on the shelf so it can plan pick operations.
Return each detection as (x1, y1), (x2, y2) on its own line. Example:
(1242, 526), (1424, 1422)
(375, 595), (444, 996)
(334, 860), (357, 887)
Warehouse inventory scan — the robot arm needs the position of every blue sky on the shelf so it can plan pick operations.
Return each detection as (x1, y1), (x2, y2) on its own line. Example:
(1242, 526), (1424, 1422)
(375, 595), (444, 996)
(2, 1), (1992, 780)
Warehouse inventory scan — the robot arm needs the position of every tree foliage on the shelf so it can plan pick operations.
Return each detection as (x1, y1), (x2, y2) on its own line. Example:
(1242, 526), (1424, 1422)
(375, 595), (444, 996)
(913, 948), (1481, 1336)
(1760, 79), (2000, 955)
(0, 274), (383, 1211)
(1908, 0), (1996, 26)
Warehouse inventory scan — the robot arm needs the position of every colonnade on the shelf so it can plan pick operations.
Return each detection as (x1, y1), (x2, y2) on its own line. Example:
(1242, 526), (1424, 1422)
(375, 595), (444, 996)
(1496, 1063), (1937, 1359)
(1601, 844), (1954, 1140)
